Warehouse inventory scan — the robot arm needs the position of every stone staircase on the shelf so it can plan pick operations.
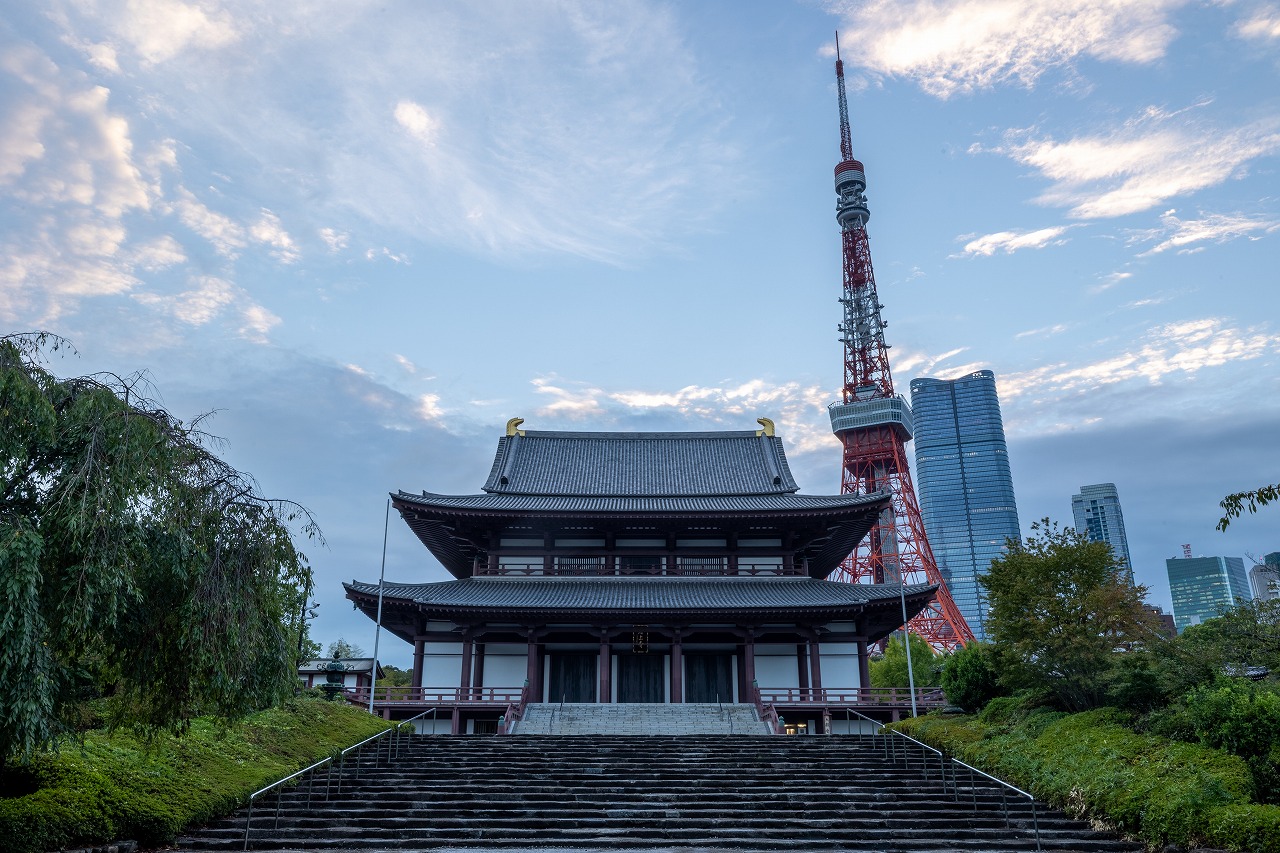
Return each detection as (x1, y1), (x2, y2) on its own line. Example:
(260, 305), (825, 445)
(514, 702), (771, 735)
(175, 734), (1143, 852)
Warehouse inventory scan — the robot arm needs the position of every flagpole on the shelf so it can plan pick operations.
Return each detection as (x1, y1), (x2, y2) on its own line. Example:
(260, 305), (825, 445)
(369, 498), (390, 714)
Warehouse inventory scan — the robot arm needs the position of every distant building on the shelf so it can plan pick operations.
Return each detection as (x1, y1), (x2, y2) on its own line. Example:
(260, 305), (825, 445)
(1141, 604), (1177, 640)
(1166, 555), (1251, 632)
(910, 370), (1021, 642)
(298, 657), (384, 692)
(1071, 483), (1134, 583)
(1250, 552), (1280, 601)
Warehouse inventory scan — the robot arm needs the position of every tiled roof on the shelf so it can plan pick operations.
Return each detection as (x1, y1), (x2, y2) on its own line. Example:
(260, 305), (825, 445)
(395, 489), (886, 515)
(480, 430), (799, 497)
(344, 577), (936, 615)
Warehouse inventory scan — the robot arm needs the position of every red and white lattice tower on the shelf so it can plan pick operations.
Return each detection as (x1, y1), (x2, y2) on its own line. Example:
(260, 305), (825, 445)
(826, 37), (973, 651)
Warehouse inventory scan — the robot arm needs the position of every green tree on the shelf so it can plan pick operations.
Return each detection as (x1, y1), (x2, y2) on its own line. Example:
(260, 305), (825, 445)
(376, 664), (413, 689)
(940, 641), (1004, 712)
(981, 519), (1161, 712)
(1218, 483), (1279, 531)
(1155, 598), (1280, 698)
(0, 334), (317, 765)
(327, 639), (365, 659)
(869, 633), (939, 688)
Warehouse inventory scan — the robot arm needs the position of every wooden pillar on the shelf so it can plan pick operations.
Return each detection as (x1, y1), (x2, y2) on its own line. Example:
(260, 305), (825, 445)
(473, 642), (486, 696)
(670, 630), (683, 704)
(459, 631), (473, 699)
(796, 643), (810, 696)
(598, 631), (612, 703)
(526, 629), (541, 701)
(808, 636), (823, 694)
(744, 630), (757, 699)
(412, 638), (425, 691)
(856, 639), (870, 700)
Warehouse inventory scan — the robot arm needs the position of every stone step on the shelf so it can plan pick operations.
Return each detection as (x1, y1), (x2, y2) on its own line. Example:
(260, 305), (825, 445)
(175, 734), (1142, 853)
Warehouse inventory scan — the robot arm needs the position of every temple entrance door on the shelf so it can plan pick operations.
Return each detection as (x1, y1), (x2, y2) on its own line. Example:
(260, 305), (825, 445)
(548, 653), (596, 703)
(617, 654), (664, 703)
(685, 653), (734, 703)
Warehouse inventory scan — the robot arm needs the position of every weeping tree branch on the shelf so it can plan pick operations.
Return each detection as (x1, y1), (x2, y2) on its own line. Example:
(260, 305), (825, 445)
(1218, 483), (1280, 531)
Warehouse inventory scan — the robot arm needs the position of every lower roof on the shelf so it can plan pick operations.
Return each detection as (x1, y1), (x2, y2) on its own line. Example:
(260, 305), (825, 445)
(344, 577), (937, 644)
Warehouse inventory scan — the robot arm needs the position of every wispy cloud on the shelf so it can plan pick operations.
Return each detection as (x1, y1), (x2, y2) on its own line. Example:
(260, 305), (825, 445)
(975, 107), (1280, 218)
(1000, 318), (1280, 404)
(1129, 209), (1280, 256)
(829, 0), (1186, 97)
(133, 275), (280, 342)
(47, 2), (737, 264)
(1236, 6), (1280, 40)
(1014, 324), (1069, 340)
(956, 226), (1073, 257)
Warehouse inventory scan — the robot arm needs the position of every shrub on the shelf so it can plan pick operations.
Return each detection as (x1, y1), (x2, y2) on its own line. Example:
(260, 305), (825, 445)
(940, 642), (1004, 712)
(897, 707), (1263, 848)
(0, 698), (388, 853)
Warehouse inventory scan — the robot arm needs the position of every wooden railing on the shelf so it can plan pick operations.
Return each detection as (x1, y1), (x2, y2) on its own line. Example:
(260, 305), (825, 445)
(346, 685), (944, 710)
(345, 686), (524, 706)
(757, 687), (946, 707)
(474, 560), (804, 578)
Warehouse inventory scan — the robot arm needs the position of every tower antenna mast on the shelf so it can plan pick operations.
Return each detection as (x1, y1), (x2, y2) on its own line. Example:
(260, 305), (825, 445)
(827, 33), (973, 651)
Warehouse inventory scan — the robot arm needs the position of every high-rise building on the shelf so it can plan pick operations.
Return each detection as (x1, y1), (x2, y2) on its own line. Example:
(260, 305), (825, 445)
(1071, 483), (1133, 583)
(1250, 551), (1280, 601)
(910, 370), (1021, 642)
(1166, 555), (1251, 632)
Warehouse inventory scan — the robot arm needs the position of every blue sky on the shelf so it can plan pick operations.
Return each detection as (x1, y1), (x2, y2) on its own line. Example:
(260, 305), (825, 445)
(3, 0), (1278, 666)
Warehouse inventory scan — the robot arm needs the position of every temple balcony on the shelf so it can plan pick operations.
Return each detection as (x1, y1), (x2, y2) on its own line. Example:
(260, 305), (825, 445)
(475, 557), (805, 578)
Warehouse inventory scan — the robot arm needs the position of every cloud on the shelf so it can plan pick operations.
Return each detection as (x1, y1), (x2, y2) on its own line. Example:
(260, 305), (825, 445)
(998, 317), (1280, 431)
(829, 0), (1186, 97)
(956, 225), (1073, 257)
(319, 227), (348, 252)
(133, 274), (280, 341)
(976, 108), (1280, 218)
(1236, 7), (1280, 40)
(45, 2), (737, 263)
(1014, 324), (1069, 340)
(249, 209), (300, 263)
(1130, 209), (1280, 256)
(394, 101), (441, 147)
(91, 0), (241, 67)
(165, 186), (246, 257)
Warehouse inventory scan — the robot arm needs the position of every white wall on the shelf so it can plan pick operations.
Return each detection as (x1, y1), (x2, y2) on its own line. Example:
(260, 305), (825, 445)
(421, 642), (463, 691)
(754, 644), (800, 690)
(818, 642), (861, 689)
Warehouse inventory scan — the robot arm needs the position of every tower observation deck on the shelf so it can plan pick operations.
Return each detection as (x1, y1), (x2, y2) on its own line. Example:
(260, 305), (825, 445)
(827, 37), (973, 651)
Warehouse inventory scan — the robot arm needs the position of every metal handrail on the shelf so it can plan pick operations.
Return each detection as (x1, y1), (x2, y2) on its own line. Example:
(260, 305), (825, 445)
(841, 709), (1041, 851)
(241, 708), (437, 850)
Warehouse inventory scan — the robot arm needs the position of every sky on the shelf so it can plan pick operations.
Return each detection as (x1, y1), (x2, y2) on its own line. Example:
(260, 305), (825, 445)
(3, 0), (1278, 667)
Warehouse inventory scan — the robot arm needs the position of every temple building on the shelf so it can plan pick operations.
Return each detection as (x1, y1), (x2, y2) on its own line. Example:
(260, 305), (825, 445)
(345, 419), (937, 733)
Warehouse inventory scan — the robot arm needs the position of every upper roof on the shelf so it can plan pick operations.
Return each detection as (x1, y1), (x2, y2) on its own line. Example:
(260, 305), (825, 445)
(481, 430), (799, 497)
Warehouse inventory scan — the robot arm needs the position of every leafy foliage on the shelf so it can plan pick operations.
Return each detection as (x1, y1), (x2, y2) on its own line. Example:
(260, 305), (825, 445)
(981, 519), (1161, 711)
(940, 641), (1004, 712)
(377, 664), (413, 688)
(897, 706), (1275, 850)
(1218, 482), (1279, 530)
(869, 632), (939, 688)
(1146, 678), (1280, 803)
(1153, 598), (1280, 698)
(0, 333), (317, 765)
(0, 697), (388, 853)
(327, 638), (365, 659)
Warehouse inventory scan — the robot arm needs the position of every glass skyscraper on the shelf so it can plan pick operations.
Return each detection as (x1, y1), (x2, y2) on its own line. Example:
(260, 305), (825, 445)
(1166, 555), (1251, 632)
(910, 370), (1021, 642)
(1071, 483), (1134, 583)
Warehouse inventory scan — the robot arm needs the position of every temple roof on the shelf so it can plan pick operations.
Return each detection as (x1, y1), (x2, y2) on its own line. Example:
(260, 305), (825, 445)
(344, 577), (938, 643)
(481, 430), (799, 496)
(395, 489), (884, 515)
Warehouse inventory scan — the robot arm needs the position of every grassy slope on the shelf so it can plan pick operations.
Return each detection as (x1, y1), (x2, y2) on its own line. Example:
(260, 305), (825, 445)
(896, 708), (1280, 852)
(0, 698), (389, 853)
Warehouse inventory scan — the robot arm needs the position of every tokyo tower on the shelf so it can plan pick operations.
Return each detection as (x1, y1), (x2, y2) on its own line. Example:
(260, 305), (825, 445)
(825, 37), (973, 651)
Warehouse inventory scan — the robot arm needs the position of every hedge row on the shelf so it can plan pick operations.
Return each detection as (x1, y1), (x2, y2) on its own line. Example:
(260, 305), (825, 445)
(895, 704), (1280, 851)
(0, 698), (390, 853)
